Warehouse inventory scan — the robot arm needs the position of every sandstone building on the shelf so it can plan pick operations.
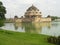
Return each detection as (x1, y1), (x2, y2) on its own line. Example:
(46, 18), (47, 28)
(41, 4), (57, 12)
(15, 5), (51, 23)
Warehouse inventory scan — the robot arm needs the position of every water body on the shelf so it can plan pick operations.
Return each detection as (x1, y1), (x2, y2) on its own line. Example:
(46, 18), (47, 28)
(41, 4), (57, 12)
(1, 22), (60, 36)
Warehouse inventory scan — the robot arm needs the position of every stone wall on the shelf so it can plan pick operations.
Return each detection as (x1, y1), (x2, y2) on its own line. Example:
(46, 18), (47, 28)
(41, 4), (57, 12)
(40, 18), (51, 22)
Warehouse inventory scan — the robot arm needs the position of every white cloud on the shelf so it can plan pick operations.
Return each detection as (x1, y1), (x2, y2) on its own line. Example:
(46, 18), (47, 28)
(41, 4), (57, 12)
(0, 0), (60, 18)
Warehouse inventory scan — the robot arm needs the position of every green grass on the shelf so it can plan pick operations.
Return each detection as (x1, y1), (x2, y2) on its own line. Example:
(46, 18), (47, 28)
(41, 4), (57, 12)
(0, 20), (4, 27)
(0, 30), (55, 45)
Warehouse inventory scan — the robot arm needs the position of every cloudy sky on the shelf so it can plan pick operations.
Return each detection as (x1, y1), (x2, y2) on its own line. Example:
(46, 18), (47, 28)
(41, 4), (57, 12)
(0, 0), (60, 18)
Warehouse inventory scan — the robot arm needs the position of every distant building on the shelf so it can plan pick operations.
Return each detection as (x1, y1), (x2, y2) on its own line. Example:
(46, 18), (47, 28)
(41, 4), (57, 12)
(15, 5), (51, 23)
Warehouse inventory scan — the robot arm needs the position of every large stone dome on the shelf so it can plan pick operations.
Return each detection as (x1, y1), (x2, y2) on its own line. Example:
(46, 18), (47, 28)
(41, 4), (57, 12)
(24, 5), (42, 18)
(27, 5), (39, 11)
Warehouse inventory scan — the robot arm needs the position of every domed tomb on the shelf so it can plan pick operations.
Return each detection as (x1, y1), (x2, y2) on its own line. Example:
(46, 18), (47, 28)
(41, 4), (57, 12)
(27, 5), (39, 11)
(24, 5), (42, 18)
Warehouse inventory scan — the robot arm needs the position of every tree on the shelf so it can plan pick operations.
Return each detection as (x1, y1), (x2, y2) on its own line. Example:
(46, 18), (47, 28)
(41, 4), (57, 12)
(0, 1), (6, 19)
(51, 16), (58, 21)
(0, 1), (6, 27)
(47, 15), (58, 21)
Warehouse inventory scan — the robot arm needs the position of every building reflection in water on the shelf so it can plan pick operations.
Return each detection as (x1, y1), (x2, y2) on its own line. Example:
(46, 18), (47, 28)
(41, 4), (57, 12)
(14, 22), (51, 34)
(14, 23), (24, 31)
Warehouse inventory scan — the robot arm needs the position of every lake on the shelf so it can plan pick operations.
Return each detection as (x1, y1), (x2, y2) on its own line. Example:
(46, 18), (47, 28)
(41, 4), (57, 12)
(1, 22), (60, 36)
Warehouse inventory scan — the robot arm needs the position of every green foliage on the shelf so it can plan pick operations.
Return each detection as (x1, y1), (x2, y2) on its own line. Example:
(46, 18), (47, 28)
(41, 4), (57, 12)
(0, 30), (55, 45)
(0, 1), (3, 5)
(47, 36), (57, 44)
(0, 1), (6, 27)
(0, 1), (6, 19)
(0, 20), (4, 27)
(51, 16), (58, 21)
(47, 15), (60, 21)
(47, 36), (60, 45)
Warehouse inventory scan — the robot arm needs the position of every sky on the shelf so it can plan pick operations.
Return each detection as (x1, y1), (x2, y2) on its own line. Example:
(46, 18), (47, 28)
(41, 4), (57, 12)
(0, 0), (60, 18)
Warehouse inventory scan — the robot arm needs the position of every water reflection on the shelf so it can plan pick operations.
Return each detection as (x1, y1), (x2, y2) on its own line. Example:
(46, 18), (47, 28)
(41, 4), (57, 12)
(2, 22), (60, 36)
(14, 23), (25, 32)
(14, 22), (51, 34)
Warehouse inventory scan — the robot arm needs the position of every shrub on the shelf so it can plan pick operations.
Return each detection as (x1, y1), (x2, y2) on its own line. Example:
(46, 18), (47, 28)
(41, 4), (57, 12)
(47, 36), (57, 44)
(47, 36), (60, 45)
(57, 36), (60, 45)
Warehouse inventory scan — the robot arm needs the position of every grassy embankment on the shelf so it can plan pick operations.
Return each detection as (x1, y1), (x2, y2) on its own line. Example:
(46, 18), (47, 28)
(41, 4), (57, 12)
(0, 30), (55, 45)
(0, 20), (4, 27)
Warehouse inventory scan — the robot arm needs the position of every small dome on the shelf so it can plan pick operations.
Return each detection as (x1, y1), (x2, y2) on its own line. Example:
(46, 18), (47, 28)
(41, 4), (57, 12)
(27, 5), (39, 11)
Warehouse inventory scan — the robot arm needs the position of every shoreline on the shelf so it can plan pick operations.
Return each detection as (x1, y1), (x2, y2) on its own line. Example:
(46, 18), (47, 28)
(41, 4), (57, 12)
(0, 29), (55, 45)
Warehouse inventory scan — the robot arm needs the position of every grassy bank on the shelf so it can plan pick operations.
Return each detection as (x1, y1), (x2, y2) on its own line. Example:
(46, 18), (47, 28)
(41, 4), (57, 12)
(0, 30), (55, 45)
(0, 20), (4, 27)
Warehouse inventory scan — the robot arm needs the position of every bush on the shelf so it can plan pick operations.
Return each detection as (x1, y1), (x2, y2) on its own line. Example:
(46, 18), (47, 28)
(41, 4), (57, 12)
(47, 36), (60, 45)
(57, 36), (60, 45)
(47, 36), (57, 44)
